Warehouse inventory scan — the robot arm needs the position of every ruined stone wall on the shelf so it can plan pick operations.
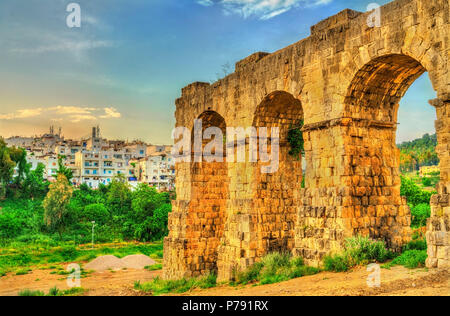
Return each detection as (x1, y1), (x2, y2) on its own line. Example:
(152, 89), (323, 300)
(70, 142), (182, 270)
(427, 96), (449, 269)
(164, 0), (449, 280)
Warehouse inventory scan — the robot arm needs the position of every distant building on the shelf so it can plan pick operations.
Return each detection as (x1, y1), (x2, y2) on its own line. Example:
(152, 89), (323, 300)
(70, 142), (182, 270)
(420, 165), (440, 177)
(7, 125), (173, 190)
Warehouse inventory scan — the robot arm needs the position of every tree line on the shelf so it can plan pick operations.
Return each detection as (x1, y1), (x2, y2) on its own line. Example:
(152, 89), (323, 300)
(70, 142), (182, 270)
(398, 133), (439, 173)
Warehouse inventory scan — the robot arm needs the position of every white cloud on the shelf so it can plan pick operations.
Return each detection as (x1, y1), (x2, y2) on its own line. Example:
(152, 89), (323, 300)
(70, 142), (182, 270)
(0, 106), (122, 123)
(197, 0), (333, 20)
(100, 107), (122, 119)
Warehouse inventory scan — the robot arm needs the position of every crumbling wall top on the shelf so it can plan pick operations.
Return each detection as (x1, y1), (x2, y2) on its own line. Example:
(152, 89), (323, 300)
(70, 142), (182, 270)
(310, 9), (362, 35)
(181, 81), (210, 97)
(235, 52), (270, 72)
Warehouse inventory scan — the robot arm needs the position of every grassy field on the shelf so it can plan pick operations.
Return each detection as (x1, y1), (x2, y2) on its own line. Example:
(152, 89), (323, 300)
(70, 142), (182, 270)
(0, 240), (163, 277)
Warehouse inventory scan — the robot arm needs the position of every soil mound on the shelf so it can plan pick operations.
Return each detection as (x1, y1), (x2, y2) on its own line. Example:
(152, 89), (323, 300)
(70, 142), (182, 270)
(121, 255), (156, 269)
(84, 255), (126, 272)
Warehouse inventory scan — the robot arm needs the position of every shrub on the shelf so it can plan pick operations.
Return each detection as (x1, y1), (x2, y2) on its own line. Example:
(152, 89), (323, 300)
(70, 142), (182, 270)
(403, 238), (427, 251)
(323, 236), (393, 272)
(421, 177), (432, 187)
(18, 289), (44, 296)
(410, 203), (431, 228)
(135, 273), (217, 296)
(323, 254), (351, 272)
(383, 250), (427, 269)
(15, 268), (31, 275)
(233, 252), (319, 285)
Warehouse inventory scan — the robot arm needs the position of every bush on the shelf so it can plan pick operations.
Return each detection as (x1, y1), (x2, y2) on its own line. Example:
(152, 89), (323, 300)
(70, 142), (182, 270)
(323, 254), (351, 272)
(323, 236), (393, 272)
(401, 176), (433, 206)
(18, 289), (45, 296)
(383, 250), (427, 269)
(403, 238), (427, 251)
(135, 274), (217, 296)
(233, 252), (319, 285)
(421, 177), (432, 187)
(410, 203), (431, 228)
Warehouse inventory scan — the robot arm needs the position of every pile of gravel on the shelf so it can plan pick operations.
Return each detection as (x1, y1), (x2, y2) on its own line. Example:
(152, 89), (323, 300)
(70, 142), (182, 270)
(84, 254), (156, 272)
(121, 255), (156, 269)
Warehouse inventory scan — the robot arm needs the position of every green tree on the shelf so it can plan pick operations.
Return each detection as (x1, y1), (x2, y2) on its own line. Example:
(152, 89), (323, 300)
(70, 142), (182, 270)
(0, 138), (16, 199)
(22, 163), (48, 200)
(43, 174), (74, 239)
(124, 183), (171, 241)
(83, 203), (110, 225)
(107, 174), (132, 215)
(9, 147), (29, 186)
(56, 156), (73, 183)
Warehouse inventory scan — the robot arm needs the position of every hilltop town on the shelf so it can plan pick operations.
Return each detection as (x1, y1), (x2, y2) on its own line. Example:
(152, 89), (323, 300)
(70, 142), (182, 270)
(5, 126), (175, 191)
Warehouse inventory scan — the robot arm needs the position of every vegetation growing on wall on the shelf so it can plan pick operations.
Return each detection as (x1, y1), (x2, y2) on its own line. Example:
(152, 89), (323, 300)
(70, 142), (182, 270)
(287, 121), (305, 159)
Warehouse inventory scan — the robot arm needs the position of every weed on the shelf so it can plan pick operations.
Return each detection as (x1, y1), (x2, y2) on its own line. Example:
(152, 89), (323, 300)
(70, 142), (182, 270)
(135, 274), (217, 296)
(382, 250), (427, 269)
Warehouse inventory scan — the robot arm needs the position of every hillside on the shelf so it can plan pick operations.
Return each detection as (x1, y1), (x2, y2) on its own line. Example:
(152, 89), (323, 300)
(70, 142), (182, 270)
(398, 134), (439, 173)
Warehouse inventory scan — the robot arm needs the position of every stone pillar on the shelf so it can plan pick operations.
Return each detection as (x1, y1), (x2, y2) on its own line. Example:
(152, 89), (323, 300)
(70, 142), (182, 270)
(426, 96), (449, 269)
(294, 117), (412, 266)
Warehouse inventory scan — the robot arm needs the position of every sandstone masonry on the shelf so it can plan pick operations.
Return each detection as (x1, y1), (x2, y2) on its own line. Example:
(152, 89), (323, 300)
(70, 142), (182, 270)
(164, 0), (449, 281)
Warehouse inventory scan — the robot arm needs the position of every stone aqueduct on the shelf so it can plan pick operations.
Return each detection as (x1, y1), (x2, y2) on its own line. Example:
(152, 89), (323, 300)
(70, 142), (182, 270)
(163, 0), (449, 281)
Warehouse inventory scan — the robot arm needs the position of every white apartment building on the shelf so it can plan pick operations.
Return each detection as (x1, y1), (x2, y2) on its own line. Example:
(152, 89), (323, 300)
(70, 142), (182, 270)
(134, 152), (175, 191)
(75, 150), (136, 188)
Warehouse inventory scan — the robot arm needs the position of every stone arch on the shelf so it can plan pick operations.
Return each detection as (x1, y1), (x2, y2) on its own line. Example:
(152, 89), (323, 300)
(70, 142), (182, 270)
(251, 91), (304, 256)
(341, 53), (437, 251)
(344, 54), (427, 122)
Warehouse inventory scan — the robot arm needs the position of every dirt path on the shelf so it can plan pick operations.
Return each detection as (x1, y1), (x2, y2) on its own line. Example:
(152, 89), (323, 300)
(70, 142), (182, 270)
(176, 266), (449, 297)
(0, 265), (448, 296)
(0, 267), (162, 296)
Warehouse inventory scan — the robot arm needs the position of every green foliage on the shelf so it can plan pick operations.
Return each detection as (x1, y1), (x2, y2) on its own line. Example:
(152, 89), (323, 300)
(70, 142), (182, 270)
(421, 177), (432, 187)
(233, 252), (319, 286)
(145, 264), (163, 271)
(0, 138), (16, 198)
(398, 133), (439, 172)
(19, 287), (85, 297)
(382, 250), (427, 269)
(83, 204), (110, 225)
(323, 236), (393, 272)
(43, 175), (74, 239)
(403, 238), (427, 252)
(401, 175), (433, 206)
(22, 163), (49, 199)
(56, 156), (73, 183)
(18, 289), (45, 296)
(410, 203), (431, 228)
(135, 274), (217, 296)
(287, 121), (305, 159)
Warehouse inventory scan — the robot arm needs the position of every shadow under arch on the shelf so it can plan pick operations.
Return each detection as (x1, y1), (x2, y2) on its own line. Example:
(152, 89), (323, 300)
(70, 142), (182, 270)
(251, 91), (304, 256)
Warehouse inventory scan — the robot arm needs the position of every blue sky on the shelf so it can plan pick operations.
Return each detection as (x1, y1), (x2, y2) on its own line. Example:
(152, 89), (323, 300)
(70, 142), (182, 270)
(0, 0), (436, 144)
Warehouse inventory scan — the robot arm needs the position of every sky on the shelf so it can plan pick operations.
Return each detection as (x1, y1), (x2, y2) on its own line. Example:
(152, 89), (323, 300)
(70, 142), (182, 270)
(0, 0), (437, 144)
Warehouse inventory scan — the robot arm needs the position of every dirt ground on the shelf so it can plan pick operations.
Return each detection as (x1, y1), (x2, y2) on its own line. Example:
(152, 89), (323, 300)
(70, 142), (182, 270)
(0, 267), (162, 296)
(180, 266), (449, 297)
(0, 265), (448, 296)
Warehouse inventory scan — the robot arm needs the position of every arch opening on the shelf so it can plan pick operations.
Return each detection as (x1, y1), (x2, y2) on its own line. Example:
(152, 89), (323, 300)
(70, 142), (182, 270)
(343, 54), (438, 251)
(188, 110), (229, 275)
(252, 91), (304, 256)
